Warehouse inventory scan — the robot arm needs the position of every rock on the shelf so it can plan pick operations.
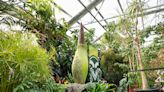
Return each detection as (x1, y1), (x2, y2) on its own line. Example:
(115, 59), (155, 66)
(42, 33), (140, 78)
(65, 83), (85, 92)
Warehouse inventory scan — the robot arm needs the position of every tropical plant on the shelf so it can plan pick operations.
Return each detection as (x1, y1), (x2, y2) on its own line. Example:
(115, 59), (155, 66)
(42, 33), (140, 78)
(140, 22), (164, 88)
(97, 22), (129, 85)
(116, 0), (150, 89)
(0, 30), (55, 91)
(0, 0), (75, 81)
(85, 82), (117, 92)
(100, 48), (128, 85)
(119, 72), (140, 92)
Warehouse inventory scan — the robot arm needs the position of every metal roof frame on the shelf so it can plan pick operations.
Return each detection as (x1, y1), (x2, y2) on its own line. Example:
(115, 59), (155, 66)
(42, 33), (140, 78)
(77, 0), (108, 32)
(68, 0), (103, 26)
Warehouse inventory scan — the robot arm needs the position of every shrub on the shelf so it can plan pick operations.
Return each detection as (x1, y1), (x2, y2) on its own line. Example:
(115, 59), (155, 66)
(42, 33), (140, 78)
(0, 31), (54, 91)
(85, 82), (117, 92)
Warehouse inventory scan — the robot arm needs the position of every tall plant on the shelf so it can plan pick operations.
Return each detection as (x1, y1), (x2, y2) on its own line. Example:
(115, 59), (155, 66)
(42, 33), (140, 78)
(0, 31), (54, 91)
(0, 0), (74, 80)
(117, 0), (149, 89)
(98, 22), (129, 85)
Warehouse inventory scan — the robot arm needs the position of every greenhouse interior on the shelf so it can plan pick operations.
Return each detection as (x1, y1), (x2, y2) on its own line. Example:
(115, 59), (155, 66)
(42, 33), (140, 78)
(0, 0), (164, 92)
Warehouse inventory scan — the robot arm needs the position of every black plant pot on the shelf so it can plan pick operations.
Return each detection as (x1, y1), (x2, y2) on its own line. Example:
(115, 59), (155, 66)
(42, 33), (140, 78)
(134, 88), (160, 92)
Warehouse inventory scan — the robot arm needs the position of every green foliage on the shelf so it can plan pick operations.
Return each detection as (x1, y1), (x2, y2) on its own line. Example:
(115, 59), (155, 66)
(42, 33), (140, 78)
(127, 73), (140, 87)
(24, 0), (74, 79)
(0, 0), (94, 80)
(0, 0), (73, 79)
(0, 0), (69, 48)
(85, 82), (117, 92)
(100, 48), (128, 85)
(27, 0), (54, 21)
(100, 22), (122, 51)
(0, 31), (55, 91)
(52, 36), (76, 79)
(98, 22), (129, 85)
(0, 1), (163, 90)
(118, 77), (128, 92)
(141, 23), (164, 87)
(24, 0), (68, 47)
(141, 22), (164, 44)
(53, 84), (66, 92)
(142, 44), (161, 67)
(66, 73), (74, 83)
(119, 73), (140, 92)
(13, 77), (56, 92)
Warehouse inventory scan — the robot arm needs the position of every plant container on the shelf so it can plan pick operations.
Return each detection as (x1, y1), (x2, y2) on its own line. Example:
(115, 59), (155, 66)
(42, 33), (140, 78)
(134, 88), (160, 92)
(129, 87), (134, 92)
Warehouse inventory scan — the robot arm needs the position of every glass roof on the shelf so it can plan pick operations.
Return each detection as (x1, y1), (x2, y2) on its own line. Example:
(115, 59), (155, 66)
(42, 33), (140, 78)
(55, 0), (164, 37)
(0, 0), (163, 38)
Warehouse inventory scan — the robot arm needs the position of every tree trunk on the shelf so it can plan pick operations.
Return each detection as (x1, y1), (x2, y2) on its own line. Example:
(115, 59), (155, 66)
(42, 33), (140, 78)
(135, 13), (149, 89)
(135, 35), (149, 89)
(131, 45), (135, 71)
(128, 56), (133, 71)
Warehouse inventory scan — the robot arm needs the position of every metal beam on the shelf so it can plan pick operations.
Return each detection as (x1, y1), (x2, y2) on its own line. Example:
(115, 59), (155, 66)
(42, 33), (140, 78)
(94, 7), (108, 24)
(53, 2), (89, 31)
(72, 4), (164, 28)
(68, 0), (103, 26)
(89, 0), (108, 25)
(53, 2), (72, 17)
(117, 0), (124, 13)
(78, 0), (107, 32)
(92, 7), (164, 43)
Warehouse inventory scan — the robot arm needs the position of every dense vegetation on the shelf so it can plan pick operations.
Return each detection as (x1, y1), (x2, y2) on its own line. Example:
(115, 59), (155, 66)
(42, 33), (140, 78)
(0, 0), (163, 91)
(0, 31), (54, 91)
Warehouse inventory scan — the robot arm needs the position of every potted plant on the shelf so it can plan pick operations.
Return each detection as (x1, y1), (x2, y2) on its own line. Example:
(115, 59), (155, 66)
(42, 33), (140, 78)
(128, 73), (139, 92)
(119, 73), (139, 92)
(134, 70), (163, 92)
